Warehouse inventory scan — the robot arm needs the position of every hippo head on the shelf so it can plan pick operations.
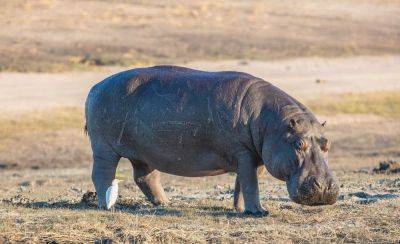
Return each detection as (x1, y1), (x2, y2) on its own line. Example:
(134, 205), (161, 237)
(262, 114), (339, 206)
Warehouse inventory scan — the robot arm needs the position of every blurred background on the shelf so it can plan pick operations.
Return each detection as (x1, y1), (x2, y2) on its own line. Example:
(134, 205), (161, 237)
(1, 0), (399, 71)
(0, 1), (399, 242)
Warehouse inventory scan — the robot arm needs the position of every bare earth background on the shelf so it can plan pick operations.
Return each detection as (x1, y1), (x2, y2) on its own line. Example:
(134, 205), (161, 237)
(0, 0), (399, 243)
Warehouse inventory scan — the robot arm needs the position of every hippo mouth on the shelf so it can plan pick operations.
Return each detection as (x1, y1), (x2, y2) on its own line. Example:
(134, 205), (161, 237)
(287, 176), (339, 206)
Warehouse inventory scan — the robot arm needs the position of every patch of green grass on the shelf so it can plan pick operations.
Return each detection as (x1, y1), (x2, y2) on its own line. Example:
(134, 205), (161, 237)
(307, 92), (400, 116)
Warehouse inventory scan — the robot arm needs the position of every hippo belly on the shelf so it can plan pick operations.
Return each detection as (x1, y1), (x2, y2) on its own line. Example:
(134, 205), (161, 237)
(130, 146), (230, 177)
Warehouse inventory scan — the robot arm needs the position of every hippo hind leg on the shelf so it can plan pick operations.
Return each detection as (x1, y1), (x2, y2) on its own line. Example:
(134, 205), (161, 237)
(130, 159), (169, 206)
(91, 141), (121, 209)
(234, 176), (245, 212)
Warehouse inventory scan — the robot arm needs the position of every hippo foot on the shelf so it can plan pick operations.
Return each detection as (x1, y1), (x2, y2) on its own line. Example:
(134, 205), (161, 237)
(151, 198), (169, 207)
(153, 202), (169, 208)
(97, 206), (106, 211)
(243, 209), (269, 217)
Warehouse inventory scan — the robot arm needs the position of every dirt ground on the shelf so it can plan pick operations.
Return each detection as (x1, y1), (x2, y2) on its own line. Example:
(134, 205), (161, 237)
(1, 55), (399, 111)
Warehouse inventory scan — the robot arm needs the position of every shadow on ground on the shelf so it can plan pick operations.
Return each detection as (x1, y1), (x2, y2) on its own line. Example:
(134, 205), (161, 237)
(2, 187), (398, 218)
(0, 191), (268, 218)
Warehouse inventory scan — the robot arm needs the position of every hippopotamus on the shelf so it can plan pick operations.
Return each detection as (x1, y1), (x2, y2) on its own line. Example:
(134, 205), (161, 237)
(85, 65), (339, 216)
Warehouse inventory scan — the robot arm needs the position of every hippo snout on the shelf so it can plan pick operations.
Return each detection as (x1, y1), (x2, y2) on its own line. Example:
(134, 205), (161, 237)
(289, 176), (339, 206)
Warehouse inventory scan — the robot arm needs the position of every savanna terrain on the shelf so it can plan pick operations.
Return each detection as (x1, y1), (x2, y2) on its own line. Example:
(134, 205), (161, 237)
(0, 0), (400, 243)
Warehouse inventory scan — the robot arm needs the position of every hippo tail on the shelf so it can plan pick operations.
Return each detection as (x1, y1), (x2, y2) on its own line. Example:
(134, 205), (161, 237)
(84, 91), (90, 137)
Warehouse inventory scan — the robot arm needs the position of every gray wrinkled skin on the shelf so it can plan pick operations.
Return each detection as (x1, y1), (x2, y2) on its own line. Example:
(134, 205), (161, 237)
(85, 66), (339, 215)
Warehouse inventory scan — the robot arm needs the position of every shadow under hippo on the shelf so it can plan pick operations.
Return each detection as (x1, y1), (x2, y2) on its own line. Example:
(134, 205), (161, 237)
(85, 65), (339, 216)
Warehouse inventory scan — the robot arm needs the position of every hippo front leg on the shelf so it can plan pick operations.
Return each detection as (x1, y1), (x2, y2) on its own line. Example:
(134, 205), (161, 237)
(235, 153), (268, 216)
(234, 165), (266, 212)
(91, 153), (120, 209)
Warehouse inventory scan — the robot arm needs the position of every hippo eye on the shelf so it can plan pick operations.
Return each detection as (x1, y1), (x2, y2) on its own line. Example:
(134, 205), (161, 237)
(294, 138), (308, 151)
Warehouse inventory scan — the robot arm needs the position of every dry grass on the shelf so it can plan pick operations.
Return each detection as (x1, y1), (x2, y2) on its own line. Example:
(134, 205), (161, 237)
(0, 0), (399, 71)
(307, 91), (400, 116)
(0, 107), (83, 138)
(0, 107), (90, 169)
(0, 167), (399, 243)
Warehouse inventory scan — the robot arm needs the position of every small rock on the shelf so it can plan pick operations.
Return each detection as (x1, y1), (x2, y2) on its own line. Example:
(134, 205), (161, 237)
(0, 163), (18, 169)
(353, 168), (370, 174)
(213, 185), (223, 190)
(239, 60), (248, 65)
(20, 181), (32, 187)
(280, 204), (294, 210)
(70, 187), (82, 193)
(164, 186), (175, 192)
(373, 160), (400, 174)
(36, 180), (47, 186)
(315, 79), (327, 84)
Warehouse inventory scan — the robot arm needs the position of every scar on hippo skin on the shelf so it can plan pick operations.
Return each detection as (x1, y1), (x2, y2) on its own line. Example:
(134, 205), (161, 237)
(117, 112), (129, 145)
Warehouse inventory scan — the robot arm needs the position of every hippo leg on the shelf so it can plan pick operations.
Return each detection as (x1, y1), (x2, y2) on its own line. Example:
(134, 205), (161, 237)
(91, 150), (120, 209)
(236, 153), (268, 216)
(131, 160), (168, 206)
(234, 164), (267, 213)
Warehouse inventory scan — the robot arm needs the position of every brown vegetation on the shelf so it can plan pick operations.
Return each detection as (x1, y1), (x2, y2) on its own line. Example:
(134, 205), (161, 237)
(0, 0), (399, 71)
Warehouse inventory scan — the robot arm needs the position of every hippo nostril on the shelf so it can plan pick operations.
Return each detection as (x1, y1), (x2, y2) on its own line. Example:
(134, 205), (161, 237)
(327, 181), (334, 191)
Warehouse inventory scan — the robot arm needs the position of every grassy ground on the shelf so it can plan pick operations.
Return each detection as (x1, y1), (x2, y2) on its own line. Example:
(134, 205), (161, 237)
(307, 91), (400, 116)
(0, 107), (90, 170)
(0, 0), (399, 72)
(0, 165), (399, 242)
(0, 92), (399, 242)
